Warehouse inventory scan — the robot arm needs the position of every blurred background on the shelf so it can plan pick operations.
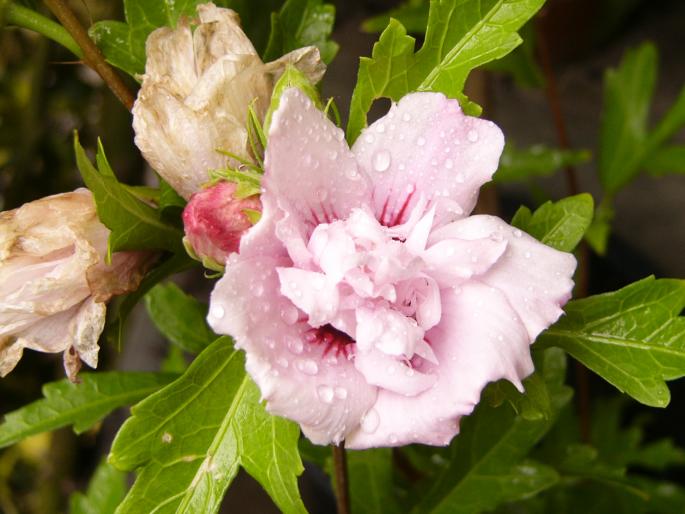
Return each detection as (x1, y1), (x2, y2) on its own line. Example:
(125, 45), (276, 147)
(0, 0), (683, 512)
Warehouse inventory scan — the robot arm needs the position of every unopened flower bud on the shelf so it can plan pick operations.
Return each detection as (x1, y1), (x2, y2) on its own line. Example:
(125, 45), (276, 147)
(182, 181), (261, 269)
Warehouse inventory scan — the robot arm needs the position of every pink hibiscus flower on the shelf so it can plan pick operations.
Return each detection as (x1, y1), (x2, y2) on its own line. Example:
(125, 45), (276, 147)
(208, 88), (576, 448)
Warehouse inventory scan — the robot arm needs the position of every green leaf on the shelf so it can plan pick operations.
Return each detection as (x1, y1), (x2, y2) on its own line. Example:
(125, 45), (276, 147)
(0, 372), (176, 449)
(107, 253), (197, 348)
(599, 43), (657, 193)
(110, 337), (306, 514)
(511, 194), (594, 252)
(74, 136), (184, 257)
(483, 371), (552, 422)
(539, 277), (685, 407)
(347, 0), (545, 142)
(158, 178), (186, 222)
(494, 143), (590, 183)
(264, 0), (338, 64)
(89, 0), (282, 77)
(484, 23), (543, 88)
(362, 2), (543, 88)
(411, 405), (566, 514)
(361, 0), (429, 34)
(584, 200), (614, 256)
(644, 145), (685, 176)
(346, 449), (401, 514)
(144, 282), (217, 353)
(69, 460), (127, 514)
(411, 351), (571, 514)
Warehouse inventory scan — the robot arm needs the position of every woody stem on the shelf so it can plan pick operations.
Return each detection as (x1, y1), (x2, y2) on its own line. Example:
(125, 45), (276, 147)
(43, 0), (135, 110)
(332, 442), (350, 514)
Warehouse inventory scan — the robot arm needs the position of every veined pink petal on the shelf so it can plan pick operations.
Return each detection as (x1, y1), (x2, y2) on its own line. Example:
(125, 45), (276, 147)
(265, 89), (372, 232)
(430, 215), (576, 339)
(208, 255), (377, 444)
(346, 283), (533, 448)
(352, 92), (504, 227)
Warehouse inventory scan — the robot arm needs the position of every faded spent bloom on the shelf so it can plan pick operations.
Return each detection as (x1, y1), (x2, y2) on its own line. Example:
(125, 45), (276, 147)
(182, 181), (261, 268)
(208, 89), (577, 448)
(0, 189), (153, 380)
(133, 2), (326, 199)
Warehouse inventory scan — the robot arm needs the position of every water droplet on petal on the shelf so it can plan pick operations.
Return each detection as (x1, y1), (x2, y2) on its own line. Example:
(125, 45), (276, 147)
(445, 158), (454, 169)
(277, 357), (289, 368)
(524, 251), (531, 259)
(388, 433), (399, 444)
(335, 387), (348, 400)
(317, 385), (334, 403)
(455, 172), (465, 183)
(361, 409), (380, 433)
(402, 112), (412, 122)
(280, 304), (299, 325)
(416, 136), (426, 146)
(345, 167), (360, 180)
(376, 123), (386, 133)
(297, 359), (319, 376)
(364, 133), (375, 144)
(316, 188), (328, 201)
(467, 129), (479, 142)
(513, 229), (522, 238)
(288, 337), (304, 355)
(372, 150), (391, 172)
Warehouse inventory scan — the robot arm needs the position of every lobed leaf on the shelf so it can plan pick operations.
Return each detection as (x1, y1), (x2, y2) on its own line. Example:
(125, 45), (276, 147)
(110, 337), (306, 514)
(511, 193), (594, 252)
(264, 0), (338, 64)
(0, 372), (177, 449)
(539, 277), (685, 407)
(347, 0), (545, 142)
(74, 136), (184, 257)
(69, 459), (127, 514)
(144, 282), (217, 354)
(411, 349), (571, 514)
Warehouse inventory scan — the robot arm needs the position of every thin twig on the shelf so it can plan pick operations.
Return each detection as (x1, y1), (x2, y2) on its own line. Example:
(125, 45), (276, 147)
(43, 0), (135, 110)
(535, 16), (591, 443)
(332, 443), (350, 514)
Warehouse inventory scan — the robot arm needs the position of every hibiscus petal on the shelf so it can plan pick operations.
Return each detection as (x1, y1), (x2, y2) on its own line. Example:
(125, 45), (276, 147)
(352, 92), (504, 227)
(346, 282), (533, 448)
(277, 267), (339, 327)
(431, 215), (576, 339)
(265, 88), (372, 233)
(208, 255), (376, 445)
(423, 236), (508, 285)
(194, 4), (258, 75)
(354, 346), (437, 397)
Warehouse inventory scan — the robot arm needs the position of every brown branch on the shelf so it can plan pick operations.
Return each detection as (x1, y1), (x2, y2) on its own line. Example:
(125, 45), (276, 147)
(535, 16), (591, 443)
(332, 443), (350, 514)
(43, 0), (135, 111)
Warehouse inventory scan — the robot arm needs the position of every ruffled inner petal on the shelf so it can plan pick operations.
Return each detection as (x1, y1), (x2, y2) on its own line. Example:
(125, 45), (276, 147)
(346, 282), (533, 449)
(208, 255), (377, 445)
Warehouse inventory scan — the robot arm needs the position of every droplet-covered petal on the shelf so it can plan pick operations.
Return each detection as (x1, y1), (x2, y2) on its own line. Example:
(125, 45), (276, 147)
(352, 92), (504, 227)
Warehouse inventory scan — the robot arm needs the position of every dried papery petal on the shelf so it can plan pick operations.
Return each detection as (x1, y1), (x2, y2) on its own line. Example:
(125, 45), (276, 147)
(0, 189), (153, 379)
(132, 2), (326, 199)
(208, 88), (577, 447)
